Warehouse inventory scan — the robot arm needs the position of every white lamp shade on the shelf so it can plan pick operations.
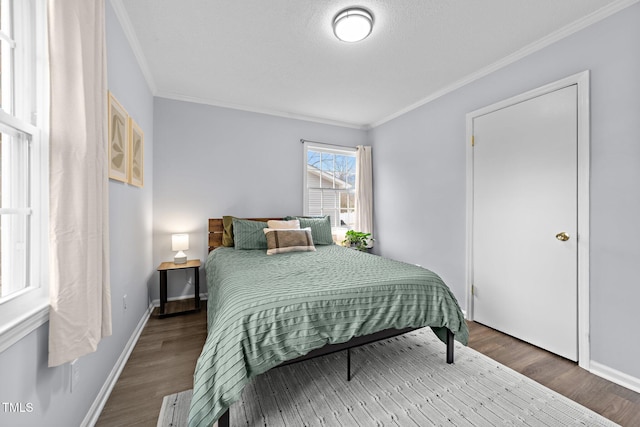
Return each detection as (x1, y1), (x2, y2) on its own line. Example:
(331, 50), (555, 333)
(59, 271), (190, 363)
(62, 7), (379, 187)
(172, 234), (189, 251)
(333, 8), (373, 42)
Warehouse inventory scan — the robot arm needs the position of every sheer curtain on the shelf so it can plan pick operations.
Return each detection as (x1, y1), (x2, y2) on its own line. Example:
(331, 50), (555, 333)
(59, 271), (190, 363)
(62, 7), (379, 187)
(355, 146), (373, 238)
(48, 0), (112, 367)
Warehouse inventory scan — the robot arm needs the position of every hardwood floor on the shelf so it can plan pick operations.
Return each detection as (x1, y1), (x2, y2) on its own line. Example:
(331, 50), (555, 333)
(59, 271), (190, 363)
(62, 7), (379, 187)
(96, 300), (208, 427)
(96, 305), (640, 426)
(467, 321), (640, 426)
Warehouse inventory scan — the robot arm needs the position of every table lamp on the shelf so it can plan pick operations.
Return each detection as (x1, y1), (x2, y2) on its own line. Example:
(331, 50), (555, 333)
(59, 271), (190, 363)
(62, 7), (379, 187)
(172, 233), (189, 264)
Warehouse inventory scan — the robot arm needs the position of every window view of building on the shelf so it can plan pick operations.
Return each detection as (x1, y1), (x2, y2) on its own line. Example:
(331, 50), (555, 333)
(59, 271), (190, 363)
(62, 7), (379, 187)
(305, 145), (356, 234)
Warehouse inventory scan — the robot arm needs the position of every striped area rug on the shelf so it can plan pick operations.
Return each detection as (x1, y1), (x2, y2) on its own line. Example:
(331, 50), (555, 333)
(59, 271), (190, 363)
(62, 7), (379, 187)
(159, 328), (618, 426)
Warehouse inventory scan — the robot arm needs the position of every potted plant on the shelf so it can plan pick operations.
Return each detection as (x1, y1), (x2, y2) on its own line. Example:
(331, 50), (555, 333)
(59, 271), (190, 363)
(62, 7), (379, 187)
(342, 230), (373, 252)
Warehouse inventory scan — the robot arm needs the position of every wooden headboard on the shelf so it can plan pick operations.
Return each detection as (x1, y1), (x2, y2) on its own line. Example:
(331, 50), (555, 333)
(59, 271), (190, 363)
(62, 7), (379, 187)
(208, 218), (283, 252)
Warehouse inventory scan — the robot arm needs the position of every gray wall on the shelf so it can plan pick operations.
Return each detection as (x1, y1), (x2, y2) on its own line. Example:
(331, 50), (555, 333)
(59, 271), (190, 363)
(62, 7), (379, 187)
(370, 4), (640, 380)
(104, 0), (155, 386)
(0, 3), (154, 426)
(152, 99), (368, 302)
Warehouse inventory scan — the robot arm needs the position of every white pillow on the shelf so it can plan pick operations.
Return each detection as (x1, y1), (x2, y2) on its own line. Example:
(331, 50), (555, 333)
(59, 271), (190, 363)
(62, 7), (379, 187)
(267, 219), (300, 229)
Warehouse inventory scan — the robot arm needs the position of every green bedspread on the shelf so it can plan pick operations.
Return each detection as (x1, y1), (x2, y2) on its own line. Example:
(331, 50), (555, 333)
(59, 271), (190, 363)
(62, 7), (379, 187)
(188, 245), (468, 427)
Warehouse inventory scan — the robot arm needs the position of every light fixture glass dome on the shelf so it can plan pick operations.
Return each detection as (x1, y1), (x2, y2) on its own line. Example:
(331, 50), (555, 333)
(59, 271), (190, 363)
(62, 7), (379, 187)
(333, 8), (373, 42)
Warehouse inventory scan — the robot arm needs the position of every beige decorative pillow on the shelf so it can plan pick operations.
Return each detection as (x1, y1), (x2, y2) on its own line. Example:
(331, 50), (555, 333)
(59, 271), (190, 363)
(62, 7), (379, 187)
(266, 219), (300, 230)
(263, 228), (315, 255)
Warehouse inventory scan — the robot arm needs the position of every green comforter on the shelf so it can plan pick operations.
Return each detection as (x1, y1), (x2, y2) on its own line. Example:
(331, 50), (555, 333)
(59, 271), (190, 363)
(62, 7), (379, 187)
(188, 245), (468, 427)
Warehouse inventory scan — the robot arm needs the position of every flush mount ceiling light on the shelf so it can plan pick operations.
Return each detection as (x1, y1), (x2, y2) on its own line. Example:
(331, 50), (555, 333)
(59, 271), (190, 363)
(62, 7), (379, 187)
(333, 7), (374, 42)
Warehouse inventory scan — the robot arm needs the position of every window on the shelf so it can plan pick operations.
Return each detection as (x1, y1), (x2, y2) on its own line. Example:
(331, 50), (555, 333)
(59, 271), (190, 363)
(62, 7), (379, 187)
(0, 0), (48, 352)
(1, 127), (32, 299)
(303, 141), (356, 239)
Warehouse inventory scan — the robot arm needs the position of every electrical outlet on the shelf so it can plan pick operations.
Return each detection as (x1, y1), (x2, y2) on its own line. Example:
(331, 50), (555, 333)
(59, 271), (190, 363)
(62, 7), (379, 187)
(70, 359), (80, 393)
(123, 294), (128, 311)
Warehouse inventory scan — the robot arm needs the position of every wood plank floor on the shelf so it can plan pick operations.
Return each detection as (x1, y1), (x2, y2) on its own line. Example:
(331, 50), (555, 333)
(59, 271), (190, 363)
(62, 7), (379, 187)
(96, 300), (208, 427)
(96, 303), (640, 426)
(467, 321), (640, 426)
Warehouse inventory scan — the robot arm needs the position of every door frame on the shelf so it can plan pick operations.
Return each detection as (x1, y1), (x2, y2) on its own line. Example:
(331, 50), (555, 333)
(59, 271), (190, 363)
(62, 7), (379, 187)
(465, 71), (590, 369)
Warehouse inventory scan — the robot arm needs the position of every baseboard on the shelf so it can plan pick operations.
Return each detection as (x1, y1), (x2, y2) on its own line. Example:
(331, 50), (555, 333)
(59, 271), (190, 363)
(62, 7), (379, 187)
(590, 360), (640, 394)
(81, 302), (154, 427)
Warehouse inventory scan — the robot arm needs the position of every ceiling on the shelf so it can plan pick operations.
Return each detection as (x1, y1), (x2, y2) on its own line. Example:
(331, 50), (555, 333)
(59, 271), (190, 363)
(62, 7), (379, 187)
(114, 0), (621, 129)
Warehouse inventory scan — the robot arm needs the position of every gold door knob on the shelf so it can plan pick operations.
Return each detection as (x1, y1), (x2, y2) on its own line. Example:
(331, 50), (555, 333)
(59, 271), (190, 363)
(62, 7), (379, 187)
(556, 232), (570, 241)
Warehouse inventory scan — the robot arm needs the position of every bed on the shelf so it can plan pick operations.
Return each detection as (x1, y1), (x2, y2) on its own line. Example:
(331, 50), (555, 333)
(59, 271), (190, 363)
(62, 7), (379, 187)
(188, 218), (469, 427)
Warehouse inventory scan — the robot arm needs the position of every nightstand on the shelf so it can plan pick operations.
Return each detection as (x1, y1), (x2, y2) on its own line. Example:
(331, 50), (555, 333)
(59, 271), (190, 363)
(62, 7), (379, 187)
(156, 259), (201, 318)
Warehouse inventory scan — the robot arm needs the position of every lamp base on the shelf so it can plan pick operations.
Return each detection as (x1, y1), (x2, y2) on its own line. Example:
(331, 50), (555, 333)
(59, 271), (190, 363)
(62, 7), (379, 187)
(174, 251), (187, 264)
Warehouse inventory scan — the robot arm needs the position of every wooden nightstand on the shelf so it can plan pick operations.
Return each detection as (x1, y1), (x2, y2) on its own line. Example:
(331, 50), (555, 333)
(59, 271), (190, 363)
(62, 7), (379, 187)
(156, 259), (201, 318)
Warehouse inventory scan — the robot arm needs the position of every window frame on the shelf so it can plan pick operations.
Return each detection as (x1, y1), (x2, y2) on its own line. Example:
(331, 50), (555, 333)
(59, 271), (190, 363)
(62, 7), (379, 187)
(302, 141), (356, 235)
(0, 0), (49, 353)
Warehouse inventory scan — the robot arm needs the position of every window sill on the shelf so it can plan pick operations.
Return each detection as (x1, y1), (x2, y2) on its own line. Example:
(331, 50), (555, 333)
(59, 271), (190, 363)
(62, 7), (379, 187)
(0, 293), (50, 353)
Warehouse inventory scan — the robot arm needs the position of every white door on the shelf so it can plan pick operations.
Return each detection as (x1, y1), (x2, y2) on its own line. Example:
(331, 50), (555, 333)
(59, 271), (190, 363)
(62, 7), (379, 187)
(472, 85), (578, 361)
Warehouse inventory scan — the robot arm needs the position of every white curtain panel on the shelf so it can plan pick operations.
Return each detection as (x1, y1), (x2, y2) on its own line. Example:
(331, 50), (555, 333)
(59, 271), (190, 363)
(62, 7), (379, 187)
(48, 0), (112, 367)
(355, 145), (373, 236)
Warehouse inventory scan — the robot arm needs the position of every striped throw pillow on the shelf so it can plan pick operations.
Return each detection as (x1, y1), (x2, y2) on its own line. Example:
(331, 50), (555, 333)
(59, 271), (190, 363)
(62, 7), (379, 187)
(264, 228), (316, 255)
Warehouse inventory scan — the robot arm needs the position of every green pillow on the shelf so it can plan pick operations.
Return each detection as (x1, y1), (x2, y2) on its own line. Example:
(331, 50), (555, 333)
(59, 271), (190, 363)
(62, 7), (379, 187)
(284, 216), (334, 245)
(232, 218), (268, 249)
(222, 216), (235, 247)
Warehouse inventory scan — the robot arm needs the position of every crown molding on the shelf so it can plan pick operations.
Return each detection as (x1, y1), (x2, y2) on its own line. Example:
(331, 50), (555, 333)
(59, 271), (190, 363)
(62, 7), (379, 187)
(109, 0), (158, 95)
(370, 0), (640, 129)
(109, 0), (638, 131)
(155, 91), (368, 130)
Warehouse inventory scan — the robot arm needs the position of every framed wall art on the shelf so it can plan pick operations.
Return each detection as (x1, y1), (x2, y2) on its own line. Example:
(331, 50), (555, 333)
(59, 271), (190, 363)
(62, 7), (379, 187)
(128, 117), (144, 187)
(108, 91), (129, 182)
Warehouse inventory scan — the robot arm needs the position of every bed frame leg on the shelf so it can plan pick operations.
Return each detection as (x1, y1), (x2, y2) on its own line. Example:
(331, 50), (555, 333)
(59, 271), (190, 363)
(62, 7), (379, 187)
(446, 328), (454, 364)
(347, 348), (351, 381)
(218, 409), (230, 427)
